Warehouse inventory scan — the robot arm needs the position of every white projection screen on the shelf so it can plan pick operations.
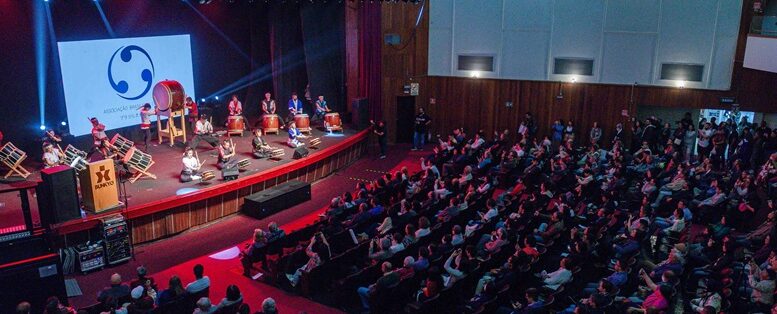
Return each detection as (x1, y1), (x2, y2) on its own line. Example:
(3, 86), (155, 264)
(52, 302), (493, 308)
(58, 34), (195, 136)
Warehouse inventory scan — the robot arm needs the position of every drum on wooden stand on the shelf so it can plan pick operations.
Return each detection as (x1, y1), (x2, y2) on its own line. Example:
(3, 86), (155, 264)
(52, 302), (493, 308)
(110, 134), (135, 158)
(324, 112), (343, 132)
(121, 147), (157, 183)
(262, 114), (280, 134)
(227, 116), (245, 136)
(294, 114), (311, 134)
(63, 145), (88, 172)
(153, 80), (185, 113)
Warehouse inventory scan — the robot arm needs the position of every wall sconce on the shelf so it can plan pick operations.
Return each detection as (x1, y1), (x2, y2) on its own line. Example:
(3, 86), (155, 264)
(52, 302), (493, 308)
(675, 80), (686, 89)
(505, 101), (513, 108)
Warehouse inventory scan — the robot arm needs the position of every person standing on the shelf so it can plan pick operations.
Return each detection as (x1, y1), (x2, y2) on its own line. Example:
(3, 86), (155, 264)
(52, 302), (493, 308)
(227, 95), (242, 116)
(88, 117), (109, 159)
(184, 97), (198, 132)
(412, 108), (431, 151)
(372, 120), (387, 159)
(138, 103), (155, 152)
(589, 121), (602, 145)
(257, 92), (278, 128)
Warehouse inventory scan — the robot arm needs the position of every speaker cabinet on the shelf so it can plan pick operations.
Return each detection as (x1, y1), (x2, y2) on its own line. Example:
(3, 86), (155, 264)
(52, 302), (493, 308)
(37, 165), (80, 228)
(293, 147), (309, 159)
(0, 252), (67, 314)
(243, 181), (311, 219)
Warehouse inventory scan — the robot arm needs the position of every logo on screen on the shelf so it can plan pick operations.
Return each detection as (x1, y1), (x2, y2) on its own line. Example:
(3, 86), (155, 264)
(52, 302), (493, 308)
(108, 45), (155, 100)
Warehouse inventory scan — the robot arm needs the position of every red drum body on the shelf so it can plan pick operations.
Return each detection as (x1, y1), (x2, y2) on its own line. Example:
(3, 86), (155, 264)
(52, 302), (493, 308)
(324, 113), (342, 131)
(294, 114), (311, 133)
(152, 80), (185, 114)
(227, 116), (245, 136)
(262, 114), (280, 134)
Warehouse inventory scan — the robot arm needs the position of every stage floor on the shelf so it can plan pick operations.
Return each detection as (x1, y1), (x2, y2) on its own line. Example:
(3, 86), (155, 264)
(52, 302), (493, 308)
(0, 126), (357, 232)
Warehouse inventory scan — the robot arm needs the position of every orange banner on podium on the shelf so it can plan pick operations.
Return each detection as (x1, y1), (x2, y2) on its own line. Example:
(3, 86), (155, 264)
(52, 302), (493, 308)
(79, 159), (120, 213)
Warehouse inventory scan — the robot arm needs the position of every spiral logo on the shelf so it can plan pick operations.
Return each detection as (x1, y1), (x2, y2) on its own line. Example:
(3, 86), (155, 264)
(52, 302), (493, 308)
(107, 45), (155, 100)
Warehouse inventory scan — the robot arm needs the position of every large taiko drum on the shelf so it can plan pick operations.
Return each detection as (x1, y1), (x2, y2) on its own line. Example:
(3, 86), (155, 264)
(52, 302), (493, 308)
(262, 114), (280, 134)
(152, 80), (185, 114)
(294, 114), (311, 133)
(324, 113), (342, 131)
(227, 116), (245, 134)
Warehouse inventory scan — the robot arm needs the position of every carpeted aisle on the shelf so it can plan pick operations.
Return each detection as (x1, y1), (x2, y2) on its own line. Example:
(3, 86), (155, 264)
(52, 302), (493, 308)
(68, 143), (422, 312)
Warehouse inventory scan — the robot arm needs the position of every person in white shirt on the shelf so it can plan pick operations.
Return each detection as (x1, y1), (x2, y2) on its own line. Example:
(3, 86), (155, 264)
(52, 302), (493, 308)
(190, 114), (219, 149)
(186, 264), (211, 294)
(42, 142), (64, 168)
(537, 257), (573, 290)
(420, 157), (440, 178)
(181, 148), (203, 182)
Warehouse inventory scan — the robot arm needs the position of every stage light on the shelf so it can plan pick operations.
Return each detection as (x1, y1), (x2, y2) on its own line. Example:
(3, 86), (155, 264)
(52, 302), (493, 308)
(675, 80), (686, 89)
(215, 96), (220, 100)
(200, 98), (205, 103)
(61, 121), (67, 126)
(40, 125), (46, 130)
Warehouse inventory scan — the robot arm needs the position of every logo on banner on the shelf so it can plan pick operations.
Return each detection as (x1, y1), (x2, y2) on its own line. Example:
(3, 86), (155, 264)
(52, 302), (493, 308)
(108, 45), (155, 100)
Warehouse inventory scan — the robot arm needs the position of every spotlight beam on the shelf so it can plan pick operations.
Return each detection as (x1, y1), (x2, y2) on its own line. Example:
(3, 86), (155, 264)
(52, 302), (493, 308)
(34, 1), (47, 126)
(93, 0), (116, 38)
(183, 1), (251, 61)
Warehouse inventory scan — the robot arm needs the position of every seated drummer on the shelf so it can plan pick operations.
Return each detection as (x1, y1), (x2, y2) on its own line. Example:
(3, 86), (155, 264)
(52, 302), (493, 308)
(314, 95), (330, 123)
(287, 122), (307, 148)
(180, 147), (203, 182)
(42, 142), (65, 168)
(190, 114), (219, 149)
(252, 129), (272, 159)
(287, 92), (303, 125)
(218, 139), (236, 169)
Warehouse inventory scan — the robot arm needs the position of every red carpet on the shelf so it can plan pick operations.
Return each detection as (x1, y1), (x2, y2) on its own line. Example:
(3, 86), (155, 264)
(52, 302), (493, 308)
(68, 143), (421, 312)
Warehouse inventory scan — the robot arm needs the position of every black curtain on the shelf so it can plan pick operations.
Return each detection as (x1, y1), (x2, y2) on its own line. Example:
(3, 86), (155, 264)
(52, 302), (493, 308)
(301, 3), (346, 113)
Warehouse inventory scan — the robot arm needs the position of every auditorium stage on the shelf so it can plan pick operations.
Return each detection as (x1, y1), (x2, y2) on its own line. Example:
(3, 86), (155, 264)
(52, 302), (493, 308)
(0, 126), (369, 244)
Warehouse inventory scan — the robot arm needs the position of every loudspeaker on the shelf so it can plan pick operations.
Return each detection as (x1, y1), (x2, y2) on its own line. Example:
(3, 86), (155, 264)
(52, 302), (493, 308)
(243, 181), (311, 219)
(351, 98), (370, 130)
(221, 165), (239, 181)
(293, 147), (309, 159)
(37, 165), (80, 228)
(0, 252), (68, 314)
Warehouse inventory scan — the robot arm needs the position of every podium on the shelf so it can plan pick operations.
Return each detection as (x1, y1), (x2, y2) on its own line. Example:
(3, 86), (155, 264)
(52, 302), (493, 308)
(79, 159), (120, 213)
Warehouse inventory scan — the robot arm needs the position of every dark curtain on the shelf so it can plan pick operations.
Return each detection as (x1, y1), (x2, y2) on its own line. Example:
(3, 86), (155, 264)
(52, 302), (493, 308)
(358, 2), (383, 121)
(300, 3), (346, 113)
(268, 3), (309, 121)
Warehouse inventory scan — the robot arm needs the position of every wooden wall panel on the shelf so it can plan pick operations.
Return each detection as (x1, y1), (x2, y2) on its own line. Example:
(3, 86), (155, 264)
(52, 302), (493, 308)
(191, 200), (208, 227)
(379, 1), (777, 144)
(206, 196), (223, 222)
(223, 191), (239, 216)
(132, 215), (155, 244)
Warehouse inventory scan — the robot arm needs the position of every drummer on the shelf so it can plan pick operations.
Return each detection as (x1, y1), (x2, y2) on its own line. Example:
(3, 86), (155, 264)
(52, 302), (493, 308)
(287, 122), (307, 148)
(180, 147), (203, 182)
(87, 117), (109, 160)
(257, 92), (279, 129)
(41, 142), (65, 168)
(314, 95), (331, 123)
(287, 92), (303, 125)
(138, 103), (156, 152)
(252, 129), (272, 159)
(190, 114), (219, 150)
(184, 97), (198, 132)
(228, 94), (243, 116)
(217, 139), (236, 169)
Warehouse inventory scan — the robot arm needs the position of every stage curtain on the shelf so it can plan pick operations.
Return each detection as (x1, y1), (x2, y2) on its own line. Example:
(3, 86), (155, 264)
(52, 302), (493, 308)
(357, 2), (383, 121)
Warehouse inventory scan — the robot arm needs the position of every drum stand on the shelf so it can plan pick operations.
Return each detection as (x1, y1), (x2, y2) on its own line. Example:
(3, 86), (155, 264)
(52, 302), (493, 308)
(156, 110), (187, 147)
(127, 160), (157, 184)
(0, 142), (31, 179)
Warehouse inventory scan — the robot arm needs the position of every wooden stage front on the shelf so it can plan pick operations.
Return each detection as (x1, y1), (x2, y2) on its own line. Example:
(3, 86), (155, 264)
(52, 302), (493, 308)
(1, 127), (369, 246)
